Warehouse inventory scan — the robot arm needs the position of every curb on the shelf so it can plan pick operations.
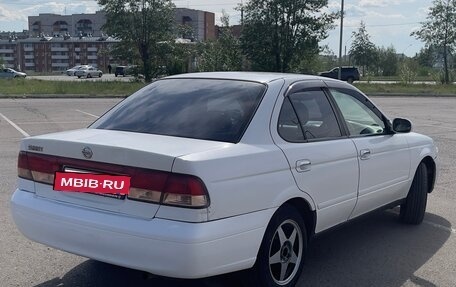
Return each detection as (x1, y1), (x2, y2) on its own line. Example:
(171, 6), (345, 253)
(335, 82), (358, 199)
(0, 94), (128, 99)
(1, 93), (456, 99)
(367, 93), (456, 97)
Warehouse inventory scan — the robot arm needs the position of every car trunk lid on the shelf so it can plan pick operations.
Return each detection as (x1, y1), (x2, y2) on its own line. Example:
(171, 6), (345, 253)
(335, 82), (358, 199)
(19, 129), (227, 219)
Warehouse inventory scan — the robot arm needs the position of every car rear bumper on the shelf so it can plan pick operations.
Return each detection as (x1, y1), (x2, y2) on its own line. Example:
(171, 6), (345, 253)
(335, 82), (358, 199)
(11, 189), (272, 279)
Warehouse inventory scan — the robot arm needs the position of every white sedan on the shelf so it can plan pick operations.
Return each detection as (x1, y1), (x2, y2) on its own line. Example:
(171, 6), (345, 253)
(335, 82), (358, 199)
(66, 65), (91, 76)
(11, 72), (437, 287)
(75, 66), (103, 78)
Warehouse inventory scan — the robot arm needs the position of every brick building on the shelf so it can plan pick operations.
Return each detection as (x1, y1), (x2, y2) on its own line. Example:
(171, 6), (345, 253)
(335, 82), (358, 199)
(1, 35), (118, 73)
(1, 8), (215, 73)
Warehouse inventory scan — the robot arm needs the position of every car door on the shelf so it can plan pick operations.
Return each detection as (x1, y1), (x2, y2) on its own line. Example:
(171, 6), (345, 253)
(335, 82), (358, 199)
(327, 85), (411, 218)
(272, 81), (359, 233)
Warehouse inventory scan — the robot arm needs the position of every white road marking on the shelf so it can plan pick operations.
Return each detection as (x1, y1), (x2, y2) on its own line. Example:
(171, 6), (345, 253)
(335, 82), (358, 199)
(75, 109), (99, 118)
(0, 112), (30, 137)
(423, 220), (456, 234)
(387, 210), (455, 234)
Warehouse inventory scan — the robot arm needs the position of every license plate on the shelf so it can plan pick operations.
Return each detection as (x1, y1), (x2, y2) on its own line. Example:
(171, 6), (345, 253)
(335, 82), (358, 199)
(54, 172), (130, 195)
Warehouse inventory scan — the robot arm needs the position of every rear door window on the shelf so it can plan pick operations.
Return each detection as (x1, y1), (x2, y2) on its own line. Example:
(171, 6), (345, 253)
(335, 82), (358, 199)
(278, 89), (342, 142)
(91, 79), (266, 143)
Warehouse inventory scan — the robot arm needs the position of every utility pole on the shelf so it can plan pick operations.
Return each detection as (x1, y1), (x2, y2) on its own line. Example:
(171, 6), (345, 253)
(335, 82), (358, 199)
(338, 0), (344, 80)
(241, 0), (244, 26)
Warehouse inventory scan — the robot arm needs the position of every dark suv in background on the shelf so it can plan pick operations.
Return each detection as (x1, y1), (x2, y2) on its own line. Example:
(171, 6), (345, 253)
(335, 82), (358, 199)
(115, 65), (139, 77)
(318, 66), (360, 83)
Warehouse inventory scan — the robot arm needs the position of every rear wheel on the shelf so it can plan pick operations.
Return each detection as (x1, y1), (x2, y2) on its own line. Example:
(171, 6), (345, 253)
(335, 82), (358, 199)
(347, 77), (354, 84)
(247, 204), (307, 287)
(99, 73), (103, 77)
(400, 163), (428, 224)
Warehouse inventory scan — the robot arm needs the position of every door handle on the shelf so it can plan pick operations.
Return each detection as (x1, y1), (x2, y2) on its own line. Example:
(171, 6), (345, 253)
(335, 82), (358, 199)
(296, 159), (311, 172)
(360, 149), (371, 160)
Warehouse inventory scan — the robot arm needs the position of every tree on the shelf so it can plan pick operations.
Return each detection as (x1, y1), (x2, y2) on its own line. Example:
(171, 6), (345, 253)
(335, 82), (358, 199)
(98, 0), (175, 82)
(377, 46), (398, 76)
(197, 11), (243, 72)
(240, 0), (336, 72)
(412, 0), (456, 84)
(349, 21), (377, 75)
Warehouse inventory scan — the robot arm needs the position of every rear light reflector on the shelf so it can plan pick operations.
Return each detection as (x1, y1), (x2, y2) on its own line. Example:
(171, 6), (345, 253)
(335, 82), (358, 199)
(17, 151), (210, 208)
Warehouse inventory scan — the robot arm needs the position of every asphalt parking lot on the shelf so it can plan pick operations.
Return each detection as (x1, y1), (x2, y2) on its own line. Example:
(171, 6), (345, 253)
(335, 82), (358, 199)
(0, 97), (455, 287)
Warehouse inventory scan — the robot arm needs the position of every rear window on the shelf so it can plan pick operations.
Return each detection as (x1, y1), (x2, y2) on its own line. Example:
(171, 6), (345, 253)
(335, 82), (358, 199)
(91, 78), (266, 143)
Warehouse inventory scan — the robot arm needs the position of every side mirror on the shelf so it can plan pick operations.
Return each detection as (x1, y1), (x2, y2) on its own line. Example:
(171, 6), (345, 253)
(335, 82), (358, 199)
(393, 118), (412, 133)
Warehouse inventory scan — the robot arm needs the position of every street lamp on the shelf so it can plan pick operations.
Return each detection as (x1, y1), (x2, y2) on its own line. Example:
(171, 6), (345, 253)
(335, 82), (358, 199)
(338, 0), (344, 80)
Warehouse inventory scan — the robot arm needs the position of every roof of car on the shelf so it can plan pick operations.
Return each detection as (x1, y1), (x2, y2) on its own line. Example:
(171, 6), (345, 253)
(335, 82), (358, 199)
(165, 72), (324, 84)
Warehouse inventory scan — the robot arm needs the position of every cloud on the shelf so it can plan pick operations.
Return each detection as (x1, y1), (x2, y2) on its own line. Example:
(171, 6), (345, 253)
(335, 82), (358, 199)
(358, 0), (417, 7)
(0, 5), (26, 21)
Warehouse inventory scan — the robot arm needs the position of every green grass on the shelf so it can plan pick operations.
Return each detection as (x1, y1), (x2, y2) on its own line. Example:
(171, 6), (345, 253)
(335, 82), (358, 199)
(0, 79), (146, 96)
(361, 75), (434, 82)
(354, 83), (456, 95)
(1, 78), (456, 96)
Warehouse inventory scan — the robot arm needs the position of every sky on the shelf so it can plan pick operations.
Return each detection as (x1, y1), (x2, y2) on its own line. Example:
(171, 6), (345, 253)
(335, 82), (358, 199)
(0, 0), (433, 57)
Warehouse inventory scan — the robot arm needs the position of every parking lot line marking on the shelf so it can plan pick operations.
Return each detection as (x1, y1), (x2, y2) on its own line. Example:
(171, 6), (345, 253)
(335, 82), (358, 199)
(386, 210), (455, 234)
(423, 220), (456, 234)
(75, 110), (99, 118)
(0, 112), (30, 137)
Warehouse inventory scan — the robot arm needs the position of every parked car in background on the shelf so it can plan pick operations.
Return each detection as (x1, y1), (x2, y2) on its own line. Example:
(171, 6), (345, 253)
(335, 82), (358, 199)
(75, 66), (103, 78)
(319, 66), (360, 83)
(0, 68), (27, 78)
(66, 65), (91, 76)
(11, 72), (437, 287)
(115, 65), (138, 77)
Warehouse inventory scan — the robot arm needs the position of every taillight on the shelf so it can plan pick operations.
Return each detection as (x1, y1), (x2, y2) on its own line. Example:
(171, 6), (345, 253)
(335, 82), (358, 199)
(162, 174), (209, 208)
(127, 171), (209, 208)
(18, 151), (56, 184)
(17, 151), (210, 208)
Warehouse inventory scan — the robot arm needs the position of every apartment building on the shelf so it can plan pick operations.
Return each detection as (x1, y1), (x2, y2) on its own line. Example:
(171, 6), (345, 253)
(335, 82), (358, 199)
(1, 36), (118, 73)
(175, 8), (215, 41)
(0, 40), (18, 68)
(29, 8), (215, 40)
(0, 8), (215, 73)
(28, 11), (106, 37)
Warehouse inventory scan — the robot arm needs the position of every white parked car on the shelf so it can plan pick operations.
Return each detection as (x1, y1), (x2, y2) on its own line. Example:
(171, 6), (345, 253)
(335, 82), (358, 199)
(75, 66), (103, 78)
(11, 72), (437, 286)
(0, 68), (27, 78)
(66, 65), (91, 76)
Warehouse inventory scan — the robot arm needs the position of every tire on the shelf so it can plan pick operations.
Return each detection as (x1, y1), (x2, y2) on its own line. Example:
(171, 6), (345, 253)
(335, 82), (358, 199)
(246, 204), (307, 287)
(400, 163), (428, 224)
(99, 73), (102, 77)
(77, 76), (81, 79)
(115, 74), (118, 77)
(347, 77), (354, 84)
(87, 73), (92, 78)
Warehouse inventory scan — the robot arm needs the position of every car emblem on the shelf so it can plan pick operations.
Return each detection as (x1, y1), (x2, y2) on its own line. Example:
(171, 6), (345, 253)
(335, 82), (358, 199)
(82, 147), (93, 159)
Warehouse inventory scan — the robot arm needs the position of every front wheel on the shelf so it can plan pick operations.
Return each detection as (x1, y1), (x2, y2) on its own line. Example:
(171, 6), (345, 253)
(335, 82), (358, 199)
(247, 204), (307, 287)
(400, 163), (428, 224)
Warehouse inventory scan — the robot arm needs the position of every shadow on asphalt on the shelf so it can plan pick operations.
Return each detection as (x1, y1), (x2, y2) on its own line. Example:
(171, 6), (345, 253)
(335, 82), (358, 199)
(34, 210), (451, 287)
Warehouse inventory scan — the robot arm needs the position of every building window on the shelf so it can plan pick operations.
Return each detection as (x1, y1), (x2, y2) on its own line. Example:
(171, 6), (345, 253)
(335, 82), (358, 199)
(53, 21), (69, 33)
(76, 19), (93, 36)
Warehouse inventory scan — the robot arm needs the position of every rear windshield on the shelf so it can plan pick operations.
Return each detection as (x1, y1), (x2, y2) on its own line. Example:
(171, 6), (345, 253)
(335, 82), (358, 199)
(91, 78), (266, 143)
